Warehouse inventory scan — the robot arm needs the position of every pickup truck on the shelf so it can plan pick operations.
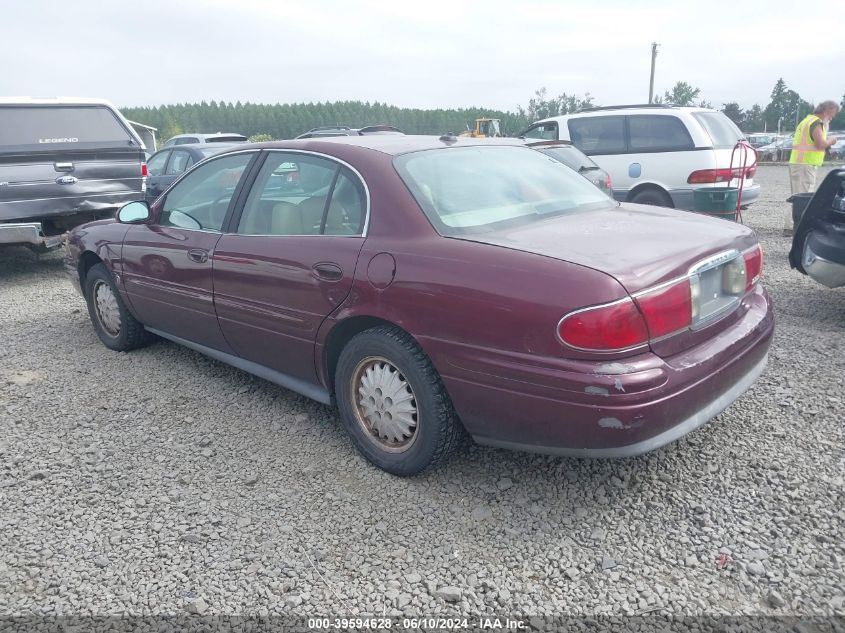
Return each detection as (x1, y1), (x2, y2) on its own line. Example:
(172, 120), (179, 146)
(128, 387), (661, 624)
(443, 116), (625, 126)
(0, 98), (146, 251)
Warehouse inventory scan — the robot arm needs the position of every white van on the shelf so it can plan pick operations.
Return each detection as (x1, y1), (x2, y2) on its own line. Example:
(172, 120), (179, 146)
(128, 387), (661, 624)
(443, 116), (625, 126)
(519, 105), (759, 209)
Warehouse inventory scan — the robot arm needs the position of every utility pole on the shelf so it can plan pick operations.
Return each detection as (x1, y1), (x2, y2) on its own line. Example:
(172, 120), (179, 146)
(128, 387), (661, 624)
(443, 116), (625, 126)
(648, 42), (659, 104)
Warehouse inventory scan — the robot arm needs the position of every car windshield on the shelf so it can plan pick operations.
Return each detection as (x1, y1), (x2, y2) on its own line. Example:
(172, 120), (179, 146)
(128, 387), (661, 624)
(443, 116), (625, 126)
(394, 145), (612, 236)
(536, 145), (598, 172)
(692, 112), (745, 148)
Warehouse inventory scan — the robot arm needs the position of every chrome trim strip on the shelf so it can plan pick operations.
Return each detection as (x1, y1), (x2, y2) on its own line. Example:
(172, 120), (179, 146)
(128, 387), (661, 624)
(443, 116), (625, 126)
(145, 327), (332, 406)
(688, 248), (741, 276)
(3, 177), (144, 188)
(0, 191), (140, 204)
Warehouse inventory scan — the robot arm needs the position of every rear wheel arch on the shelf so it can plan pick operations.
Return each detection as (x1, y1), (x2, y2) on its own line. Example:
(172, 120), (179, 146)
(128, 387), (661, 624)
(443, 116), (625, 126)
(627, 183), (674, 207)
(324, 315), (411, 394)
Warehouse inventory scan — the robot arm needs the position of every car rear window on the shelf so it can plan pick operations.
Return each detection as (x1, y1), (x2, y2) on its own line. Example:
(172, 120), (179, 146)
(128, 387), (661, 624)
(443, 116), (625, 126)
(521, 122), (559, 140)
(199, 146), (230, 157)
(535, 145), (597, 172)
(692, 112), (745, 148)
(394, 145), (611, 236)
(0, 105), (135, 152)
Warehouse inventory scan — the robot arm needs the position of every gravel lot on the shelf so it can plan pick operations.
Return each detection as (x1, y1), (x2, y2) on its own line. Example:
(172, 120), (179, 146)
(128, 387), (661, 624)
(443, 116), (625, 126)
(1, 166), (843, 624)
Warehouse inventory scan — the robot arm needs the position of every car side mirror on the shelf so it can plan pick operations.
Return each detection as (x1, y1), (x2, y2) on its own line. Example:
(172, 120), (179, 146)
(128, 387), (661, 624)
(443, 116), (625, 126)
(117, 201), (151, 224)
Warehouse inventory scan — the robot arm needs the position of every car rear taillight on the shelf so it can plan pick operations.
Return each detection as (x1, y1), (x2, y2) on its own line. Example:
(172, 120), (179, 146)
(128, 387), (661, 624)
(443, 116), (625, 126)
(744, 244), (763, 291)
(687, 166), (756, 184)
(141, 162), (148, 177)
(557, 298), (648, 351)
(633, 280), (692, 340)
(606, 174), (613, 190)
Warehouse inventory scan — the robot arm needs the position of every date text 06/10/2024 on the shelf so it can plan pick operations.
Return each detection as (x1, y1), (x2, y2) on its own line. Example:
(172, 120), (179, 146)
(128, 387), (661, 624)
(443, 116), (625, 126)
(307, 617), (527, 630)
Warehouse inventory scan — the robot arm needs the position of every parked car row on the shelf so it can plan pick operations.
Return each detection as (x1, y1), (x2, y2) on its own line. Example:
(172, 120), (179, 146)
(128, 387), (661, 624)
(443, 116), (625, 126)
(65, 134), (773, 475)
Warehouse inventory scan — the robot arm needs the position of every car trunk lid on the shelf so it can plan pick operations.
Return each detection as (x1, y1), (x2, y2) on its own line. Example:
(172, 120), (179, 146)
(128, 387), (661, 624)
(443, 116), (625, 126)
(458, 203), (760, 356)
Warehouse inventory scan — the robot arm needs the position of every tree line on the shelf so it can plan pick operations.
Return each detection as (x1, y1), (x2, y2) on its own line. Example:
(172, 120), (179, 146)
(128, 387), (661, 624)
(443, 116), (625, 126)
(121, 78), (845, 143)
(121, 101), (530, 143)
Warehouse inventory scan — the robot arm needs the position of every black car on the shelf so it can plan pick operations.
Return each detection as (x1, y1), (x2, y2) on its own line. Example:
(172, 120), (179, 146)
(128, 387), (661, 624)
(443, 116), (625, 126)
(526, 140), (613, 196)
(295, 125), (405, 139)
(145, 143), (239, 202)
(789, 168), (845, 288)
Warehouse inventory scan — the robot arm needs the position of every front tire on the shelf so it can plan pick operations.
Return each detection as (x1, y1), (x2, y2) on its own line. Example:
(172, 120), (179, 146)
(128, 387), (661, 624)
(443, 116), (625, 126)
(335, 326), (462, 476)
(84, 263), (152, 351)
(630, 188), (673, 208)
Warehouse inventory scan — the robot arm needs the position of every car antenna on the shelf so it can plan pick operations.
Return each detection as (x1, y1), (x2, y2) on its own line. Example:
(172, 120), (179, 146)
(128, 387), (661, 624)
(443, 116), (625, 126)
(439, 133), (458, 144)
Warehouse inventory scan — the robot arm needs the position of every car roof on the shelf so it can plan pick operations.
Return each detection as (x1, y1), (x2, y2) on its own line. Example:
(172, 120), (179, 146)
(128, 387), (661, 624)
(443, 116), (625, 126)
(248, 135), (527, 156)
(295, 125), (405, 139)
(169, 133), (246, 140)
(0, 96), (117, 106)
(535, 104), (717, 124)
(156, 142), (239, 151)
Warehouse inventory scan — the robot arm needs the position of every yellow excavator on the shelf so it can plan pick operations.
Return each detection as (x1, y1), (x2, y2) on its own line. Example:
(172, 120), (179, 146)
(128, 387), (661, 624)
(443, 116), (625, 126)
(459, 117), (502, 138)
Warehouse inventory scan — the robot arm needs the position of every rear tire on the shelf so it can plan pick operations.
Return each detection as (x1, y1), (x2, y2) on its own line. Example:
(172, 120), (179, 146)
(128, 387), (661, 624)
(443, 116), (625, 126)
(84, 263), (152, 351)
(630, 188), (673, 208)
(335, 326), (462, 476)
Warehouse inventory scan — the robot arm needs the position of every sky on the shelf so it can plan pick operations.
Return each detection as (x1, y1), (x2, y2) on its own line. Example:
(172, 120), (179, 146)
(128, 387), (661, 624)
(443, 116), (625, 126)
(1, 0), (843, 113)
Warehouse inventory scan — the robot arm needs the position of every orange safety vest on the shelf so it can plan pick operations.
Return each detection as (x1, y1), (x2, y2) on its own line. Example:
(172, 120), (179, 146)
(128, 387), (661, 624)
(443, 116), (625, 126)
(789, 114), (826, 166)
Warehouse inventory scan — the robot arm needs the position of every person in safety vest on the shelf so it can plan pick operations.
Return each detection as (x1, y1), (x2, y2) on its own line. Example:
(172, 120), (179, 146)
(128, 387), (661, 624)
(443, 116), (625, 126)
(785, 100), (840, 235)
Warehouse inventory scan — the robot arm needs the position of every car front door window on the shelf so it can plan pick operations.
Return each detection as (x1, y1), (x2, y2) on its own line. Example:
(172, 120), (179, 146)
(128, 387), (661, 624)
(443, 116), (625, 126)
(160, 153), (253, 231)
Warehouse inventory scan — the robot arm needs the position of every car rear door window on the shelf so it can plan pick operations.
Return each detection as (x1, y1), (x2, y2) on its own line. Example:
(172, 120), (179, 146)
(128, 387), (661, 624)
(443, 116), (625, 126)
(567, 117), (625, 154)
(237, 152), (365, 236)
(160, 153), (253, 231)
(628, 115), (694, 151)
(146, 150), (170, 176)
(165, 150), (191, 175)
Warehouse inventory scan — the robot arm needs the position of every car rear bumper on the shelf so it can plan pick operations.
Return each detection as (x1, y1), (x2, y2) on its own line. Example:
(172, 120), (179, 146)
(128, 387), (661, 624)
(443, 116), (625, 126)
(475, 353), (767, 457)
(612, 184), (761, 211)
(0, 222), (65, 248)
(435, 285), (774, 458)
(668, 184), (761, 211)
(801, 235), (845, 288)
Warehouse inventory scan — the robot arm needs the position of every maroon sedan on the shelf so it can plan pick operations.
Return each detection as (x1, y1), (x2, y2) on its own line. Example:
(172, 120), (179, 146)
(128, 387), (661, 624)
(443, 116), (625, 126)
(65, 136), (773, 476)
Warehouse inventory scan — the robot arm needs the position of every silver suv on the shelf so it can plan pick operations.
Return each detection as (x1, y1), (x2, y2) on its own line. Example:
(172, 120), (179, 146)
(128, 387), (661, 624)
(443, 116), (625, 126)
(519, 104), (759, 209)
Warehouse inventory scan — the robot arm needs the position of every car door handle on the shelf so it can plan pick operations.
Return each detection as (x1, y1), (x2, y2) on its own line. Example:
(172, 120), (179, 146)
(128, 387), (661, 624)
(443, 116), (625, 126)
(187, 249), (208, 263)
(312, 262), (343, 280)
